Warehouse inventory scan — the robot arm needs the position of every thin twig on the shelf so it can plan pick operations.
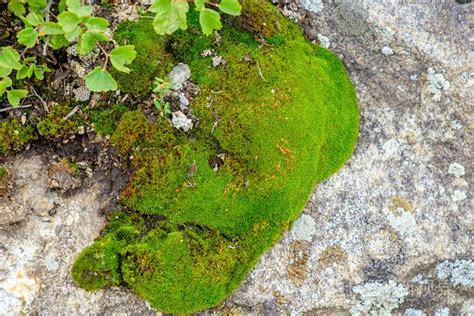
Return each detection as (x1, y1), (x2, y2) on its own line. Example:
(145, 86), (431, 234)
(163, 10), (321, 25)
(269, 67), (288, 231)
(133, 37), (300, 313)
(0, 105), (32, 113)
(64, 105), (79, 120)
(29, 85), (49, 113)
(96, 42), (109, 70)
(256, 60), (267, 82)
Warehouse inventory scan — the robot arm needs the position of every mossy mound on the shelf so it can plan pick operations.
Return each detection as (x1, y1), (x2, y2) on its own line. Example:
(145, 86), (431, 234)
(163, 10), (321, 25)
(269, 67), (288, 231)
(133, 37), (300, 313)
(72, 1), (359, 313)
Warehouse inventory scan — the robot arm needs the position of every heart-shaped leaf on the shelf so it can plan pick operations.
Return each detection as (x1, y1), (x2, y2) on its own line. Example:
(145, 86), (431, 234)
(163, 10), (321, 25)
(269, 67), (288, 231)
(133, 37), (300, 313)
(0, 47), (22, 70)
(8, 0), (26, 17)
(77, 31), (109, 56)
(66, 0), (93, 17)
(219, 0), (241, 16)
(84, 17), (109, 32)
(0, 78), (12, 95)
(43, 22), (64, 35)
(17, 27), (39, 48)
(199, 8), (222, 35)
(7, 89), (28, 107)
(84, 67), (118, 92)
(151, 0), (189, 35)
(26, 11), (44, 26)
(110, 45), (137, 73)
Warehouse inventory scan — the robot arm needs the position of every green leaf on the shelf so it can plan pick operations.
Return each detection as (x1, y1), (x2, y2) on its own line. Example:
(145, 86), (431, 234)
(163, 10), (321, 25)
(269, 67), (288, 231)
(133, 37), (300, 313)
(0, 47), (22, 70)
(17, 27), (39, 48)
(0, 66), (13, 78)
(84, 17), (109, 32)
(77, 31), (109, 55)
(219, 0), (241, 16)
(16, 65), (32, 79)
(110, 45), (137, 73)
(26, 11), (44, 26)
(64, 27), (82, 42)
(151, 0), (188, 35)
(57, 12), (80, 32)
(194, 0), (205, 11)
(199, 8), (222, 35)
(0, 78), (12, 95)
(34, 65), (50, 80)
(43, 22), (64, 35)
(7, 89), (29, 107)
(59, 0), (67, 13)
(27, 0), (47, 11)
(66, 0), (93, 17)
(84, 67), (117, 92)
(8, 0), (26, 17)
(49, 34), (70, 49)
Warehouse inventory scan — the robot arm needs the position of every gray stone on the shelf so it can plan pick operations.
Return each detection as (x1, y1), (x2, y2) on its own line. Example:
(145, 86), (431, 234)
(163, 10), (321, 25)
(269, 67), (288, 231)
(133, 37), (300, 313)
(171, 111), (193, 132)
(169, 63), (191, 89)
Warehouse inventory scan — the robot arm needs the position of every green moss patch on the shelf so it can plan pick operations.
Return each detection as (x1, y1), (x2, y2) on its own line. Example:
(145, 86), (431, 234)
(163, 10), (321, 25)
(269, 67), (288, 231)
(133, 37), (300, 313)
(0, 118), (36, 155)
(72, 1), (359, 313)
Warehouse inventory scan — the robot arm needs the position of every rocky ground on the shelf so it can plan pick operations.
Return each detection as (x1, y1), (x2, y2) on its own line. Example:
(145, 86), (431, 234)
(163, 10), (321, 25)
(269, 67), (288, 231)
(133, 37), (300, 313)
(0, 0), (472, 315)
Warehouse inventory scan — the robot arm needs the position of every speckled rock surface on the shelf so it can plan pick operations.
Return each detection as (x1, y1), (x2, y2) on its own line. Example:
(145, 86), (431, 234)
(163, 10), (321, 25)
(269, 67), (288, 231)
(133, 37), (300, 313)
(0, 1), (472, 315)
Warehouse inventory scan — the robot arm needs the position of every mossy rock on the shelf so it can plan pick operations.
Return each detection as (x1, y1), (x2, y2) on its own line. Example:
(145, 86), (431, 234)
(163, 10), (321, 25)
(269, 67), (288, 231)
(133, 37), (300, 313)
(72, 1), (359, 313)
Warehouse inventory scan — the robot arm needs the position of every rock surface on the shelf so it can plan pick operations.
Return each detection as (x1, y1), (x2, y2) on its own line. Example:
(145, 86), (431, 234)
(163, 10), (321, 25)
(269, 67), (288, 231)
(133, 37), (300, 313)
(0, 1), (472, 314)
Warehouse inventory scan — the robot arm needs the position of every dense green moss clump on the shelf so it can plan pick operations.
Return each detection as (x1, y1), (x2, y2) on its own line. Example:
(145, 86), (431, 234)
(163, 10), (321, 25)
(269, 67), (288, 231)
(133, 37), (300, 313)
(0, 118), (36, 155)
(72, 1), (359, 313)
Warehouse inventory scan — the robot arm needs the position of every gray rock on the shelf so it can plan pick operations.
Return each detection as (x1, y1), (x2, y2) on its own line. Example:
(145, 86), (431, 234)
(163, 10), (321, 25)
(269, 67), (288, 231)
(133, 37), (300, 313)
(171, 111), (193, 132)
(169, 63), (191, 89)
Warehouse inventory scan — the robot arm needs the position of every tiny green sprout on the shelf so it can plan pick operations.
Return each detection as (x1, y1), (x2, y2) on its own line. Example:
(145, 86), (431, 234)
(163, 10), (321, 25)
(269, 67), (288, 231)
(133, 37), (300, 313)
(152, 77), (172, 118)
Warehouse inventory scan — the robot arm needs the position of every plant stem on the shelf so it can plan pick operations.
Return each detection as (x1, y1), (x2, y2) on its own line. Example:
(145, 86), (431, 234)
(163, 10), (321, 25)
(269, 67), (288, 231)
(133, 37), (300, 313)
(96, 42), (109, 70)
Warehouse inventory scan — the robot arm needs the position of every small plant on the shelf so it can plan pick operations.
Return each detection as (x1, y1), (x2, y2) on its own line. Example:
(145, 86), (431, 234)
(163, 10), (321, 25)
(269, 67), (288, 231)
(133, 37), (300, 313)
(152, 77), (172, 118)
(1, 0), (138, 107)
(149, 0), (242, 36)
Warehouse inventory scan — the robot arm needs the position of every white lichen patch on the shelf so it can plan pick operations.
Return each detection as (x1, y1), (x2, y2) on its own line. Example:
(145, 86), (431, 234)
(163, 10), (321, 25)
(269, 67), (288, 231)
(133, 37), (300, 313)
(427, 67), (450, 101)
(448, 162), (465, 177)
(405, 308), (425, 316)
(291, 214), (316, 242)
(435, 307), (450, 316)
(381, 46), (394, 56)
(451, 190), (467, 202)
(387, 208), (418, 239)
(436, 259), (474, 287)
(350, 280), (407, 315)
(300, 0), (324, 14)
(317, 34), (331, 48)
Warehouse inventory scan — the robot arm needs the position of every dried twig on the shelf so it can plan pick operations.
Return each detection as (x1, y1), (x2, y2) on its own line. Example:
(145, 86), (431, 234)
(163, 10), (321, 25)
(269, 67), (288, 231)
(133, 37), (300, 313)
(29, 85), (49, 113)
(0, 105), (32, 113)
(256, 60), (267, 82)
(64, 105), (80, 120)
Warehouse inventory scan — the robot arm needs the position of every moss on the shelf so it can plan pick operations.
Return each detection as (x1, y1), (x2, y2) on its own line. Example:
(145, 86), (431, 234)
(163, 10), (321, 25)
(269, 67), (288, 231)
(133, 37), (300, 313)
(0, 118), (36, 155)
(73, 1), (359, 313)
(91, 103), (128, 136)
(0, 165), (7, 179)
(112, 18), (174, 97)
(37, 104), (77, 138)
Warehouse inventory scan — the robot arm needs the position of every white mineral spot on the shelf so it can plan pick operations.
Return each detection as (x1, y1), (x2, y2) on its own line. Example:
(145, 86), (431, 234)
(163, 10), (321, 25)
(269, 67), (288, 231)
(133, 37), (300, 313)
(291, 214), (316, 242)
(350, 280), (407, 315)
(410, 74), (418, 81)
(427, 67), (450, 101)
(300, 0), (323, 14)
(381, 46), (394, 56)
(405, 308), (425, 316)
(435, 308), (450, 316)
(387, 208), (418, 238)
(451, 120), (463, 130)
(317, 34), (331, 48)
(451, 190), (467, 202)
(382, 138), (400, 156)
(448, 162), (465, 177)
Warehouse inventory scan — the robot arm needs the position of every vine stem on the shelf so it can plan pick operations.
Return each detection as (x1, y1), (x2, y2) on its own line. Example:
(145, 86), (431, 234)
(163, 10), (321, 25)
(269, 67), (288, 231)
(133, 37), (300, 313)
(96, 42), (109, 70)
(42, 0), (54, 56)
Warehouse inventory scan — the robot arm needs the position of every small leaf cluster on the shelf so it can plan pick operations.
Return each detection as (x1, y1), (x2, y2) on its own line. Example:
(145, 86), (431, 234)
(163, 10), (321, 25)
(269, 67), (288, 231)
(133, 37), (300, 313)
(152, 77), (172, 118)
(150, 0), (242, 36)
(1, 0), (137, 107)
